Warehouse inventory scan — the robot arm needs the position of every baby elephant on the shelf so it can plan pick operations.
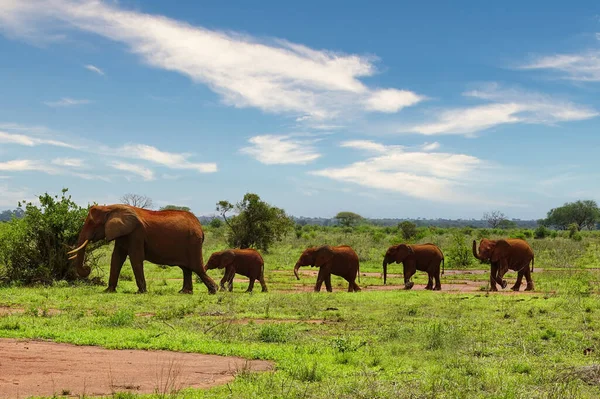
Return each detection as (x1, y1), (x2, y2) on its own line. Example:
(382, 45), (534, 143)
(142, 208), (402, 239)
(205, 249), (268, 293)
(382, 243), (445, 290)
(294, 245), (361, 292)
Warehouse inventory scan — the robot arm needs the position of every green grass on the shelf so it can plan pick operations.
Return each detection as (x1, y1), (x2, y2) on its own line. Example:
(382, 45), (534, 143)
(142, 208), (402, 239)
(2, 227), (600, 398)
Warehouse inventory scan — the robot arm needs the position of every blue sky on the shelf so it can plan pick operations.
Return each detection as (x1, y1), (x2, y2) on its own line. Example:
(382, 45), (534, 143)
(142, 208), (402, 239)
(1, 0), (599, 219)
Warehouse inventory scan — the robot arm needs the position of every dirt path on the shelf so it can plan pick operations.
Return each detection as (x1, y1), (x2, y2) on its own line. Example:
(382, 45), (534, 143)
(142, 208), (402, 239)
(0, 339), (272, 398)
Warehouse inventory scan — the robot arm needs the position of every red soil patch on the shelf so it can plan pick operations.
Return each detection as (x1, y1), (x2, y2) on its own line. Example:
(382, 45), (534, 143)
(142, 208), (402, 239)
(0, 339), (272, 399)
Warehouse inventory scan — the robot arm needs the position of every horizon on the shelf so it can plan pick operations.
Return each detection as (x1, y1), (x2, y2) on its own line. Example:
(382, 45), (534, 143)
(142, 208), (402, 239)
(1, 1), (600, 220)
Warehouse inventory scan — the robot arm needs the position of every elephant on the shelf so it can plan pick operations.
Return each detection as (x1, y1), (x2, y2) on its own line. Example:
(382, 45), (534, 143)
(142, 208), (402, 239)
(205, 249), (268, 293)
(472, 238), (534, 291)
(294, 245), (361, 292)
(67, 204), (218, 294)
(382, 243), (445, 290)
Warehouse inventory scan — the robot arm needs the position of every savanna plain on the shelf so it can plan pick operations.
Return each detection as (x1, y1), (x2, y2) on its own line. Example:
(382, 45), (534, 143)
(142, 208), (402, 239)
(2, 223), (600, 399)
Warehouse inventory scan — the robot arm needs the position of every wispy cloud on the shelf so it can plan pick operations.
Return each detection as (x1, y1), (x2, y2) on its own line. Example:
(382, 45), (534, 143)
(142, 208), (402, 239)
(520, 51), (600, 82)
(84, 64), (104, 75)
(0, 0), (424, 121)
(0, 129), (77, 148)
(0, 184), (30, 207)
(117, 144), (217, 173)
(241, 135), (321, 165)
(52, 158), (84, 167)
(109, 161), (155, 181)
(311, 141), (487, 203)
(421, 142), (440, 151)
(0, 159), (57, 174)
(43, 97), (91, 107)
(402, 84), (597, 135)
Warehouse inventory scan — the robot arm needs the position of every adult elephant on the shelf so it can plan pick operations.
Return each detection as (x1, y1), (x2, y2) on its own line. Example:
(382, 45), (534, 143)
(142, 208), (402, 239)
(205, 249), (268, 293)
(294, 245), (361, 292)
(67, 204), (218, 294)
(472, 238), (534, 291)
(382, 243), (444, 290)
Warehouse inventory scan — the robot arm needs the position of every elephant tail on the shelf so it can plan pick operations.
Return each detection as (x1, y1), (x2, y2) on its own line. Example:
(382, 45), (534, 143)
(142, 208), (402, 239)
(531, 255), (534, 273)
(358, 262), (361, 283)
(441, 257), (445, 275)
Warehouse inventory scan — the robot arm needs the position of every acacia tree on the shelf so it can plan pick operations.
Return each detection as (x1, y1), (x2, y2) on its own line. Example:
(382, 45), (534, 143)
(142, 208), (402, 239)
(120, 193), (153, 209)
(216, 193), (294, 251)
(334, 212), (363, 227)
(483, 211), (506, 228)
(542, 200), (600, 230)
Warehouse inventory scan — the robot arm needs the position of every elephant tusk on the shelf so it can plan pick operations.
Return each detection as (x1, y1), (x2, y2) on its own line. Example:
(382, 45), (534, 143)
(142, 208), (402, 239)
(68, 254), (77, 260)
(67, 239), (89, 255)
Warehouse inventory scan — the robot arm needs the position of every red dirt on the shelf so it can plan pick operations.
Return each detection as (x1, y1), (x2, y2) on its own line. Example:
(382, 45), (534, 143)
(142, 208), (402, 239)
(0, 339), (272, 399)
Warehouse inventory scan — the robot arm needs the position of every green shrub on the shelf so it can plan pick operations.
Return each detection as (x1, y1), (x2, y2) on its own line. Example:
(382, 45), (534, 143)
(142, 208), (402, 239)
(258, 324), (292, 343)
(399, 221), (417, 240)
(0, 189), (105, 285)
(447, 230), (472, 268)
(534, 225), (550, 239)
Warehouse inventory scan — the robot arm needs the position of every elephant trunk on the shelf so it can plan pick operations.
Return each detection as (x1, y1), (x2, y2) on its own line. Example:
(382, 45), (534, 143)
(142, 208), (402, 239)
(382, 258), (388, 285)
(294, 262), (301, 280)
(472, 240), (484, 261)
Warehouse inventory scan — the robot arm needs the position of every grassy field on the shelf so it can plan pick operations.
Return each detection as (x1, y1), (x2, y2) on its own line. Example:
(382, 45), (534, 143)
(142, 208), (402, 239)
(2, 226), (600, 398)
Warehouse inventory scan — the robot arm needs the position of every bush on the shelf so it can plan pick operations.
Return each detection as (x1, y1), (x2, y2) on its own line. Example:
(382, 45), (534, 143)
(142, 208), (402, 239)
(399, 221), (417, 240)
(0, 189), (104, 285)
(534, 225), (550, 239)
(568, 223), (579, 238)
(447, 230), (472, 268)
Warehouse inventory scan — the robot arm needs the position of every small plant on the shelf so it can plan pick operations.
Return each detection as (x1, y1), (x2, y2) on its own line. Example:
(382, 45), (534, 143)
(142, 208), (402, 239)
(258, 324), (291, 343)
(104, 309), (135, 327)
(293, 361), (321, 382)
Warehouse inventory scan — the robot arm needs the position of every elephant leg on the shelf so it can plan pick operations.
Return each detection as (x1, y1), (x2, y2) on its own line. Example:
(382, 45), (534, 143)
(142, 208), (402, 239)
(259, 275), (268, 292)
(219, 274), (228, 291)
(179, 268), (194, 294)
(106, 246), (127, 293)
(489, 263), (499, 292)
(324, 273), (333, 293)
(434, 267), (442, 291)
(128, 250), (147, 294)
(225, 269), (235, 292)
(246, 277), (256, 293)
(403, 264), (416, 290)
(425, 273), (433, 290)
(524, 269), (535, 291)
(348, 278), (361, 292)
(314, 268), (326, 292)
(511, 270), (523, 291)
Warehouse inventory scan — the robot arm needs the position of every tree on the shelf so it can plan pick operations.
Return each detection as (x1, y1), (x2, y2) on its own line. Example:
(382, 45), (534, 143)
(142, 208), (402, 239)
(120, 193), (153, 209)
(543, 200), (600, 230)
(0, 208), (24, 222)
(497, 219), (517, 230)
(0, 189), (106, 284)
(334, 212), (363, 228)
(483, 211), (506, 228)
(216, 193), (294, 251)
(398, 221), (417, 240)
(159, 205), (191, 212)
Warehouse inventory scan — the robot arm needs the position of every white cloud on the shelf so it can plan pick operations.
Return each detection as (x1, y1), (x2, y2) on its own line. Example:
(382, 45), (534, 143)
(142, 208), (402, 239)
(52, 157), (84, 167)
(117, 144), (217, 173)
(43, 97), (91, 107)
(311, 141), (484, 203)
(0, 0), (423, 120)
(241, 135), (321, 165)
(84, 64), (104, 75)
(403, 84), (597, 135)
(421, 142), (440, 151)
(0, 159), (57, 174)
(0, 129), (77, 148)
(0, 184), (29, 207)
(341, 140), (388, 153)
(520, 51), (600, 81)
(109, 161), (155, 181)
(364, 89), (424, 113)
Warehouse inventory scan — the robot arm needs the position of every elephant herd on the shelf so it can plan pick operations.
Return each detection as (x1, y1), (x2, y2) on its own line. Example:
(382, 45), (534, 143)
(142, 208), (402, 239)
(66, 204), (535, 294)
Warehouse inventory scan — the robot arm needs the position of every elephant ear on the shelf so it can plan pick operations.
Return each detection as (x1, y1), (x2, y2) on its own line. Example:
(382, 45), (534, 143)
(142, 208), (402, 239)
(314, 245), (334, 267)
(491, 240), (511, 263)
(105, 206), (141, 241)
(220, 250), (236, 268)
